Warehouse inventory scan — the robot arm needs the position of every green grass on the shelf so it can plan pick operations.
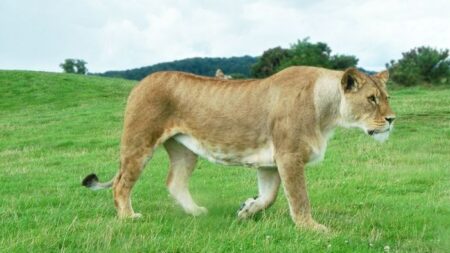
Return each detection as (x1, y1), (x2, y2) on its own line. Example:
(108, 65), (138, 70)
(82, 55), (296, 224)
(1, 70), (449, 252)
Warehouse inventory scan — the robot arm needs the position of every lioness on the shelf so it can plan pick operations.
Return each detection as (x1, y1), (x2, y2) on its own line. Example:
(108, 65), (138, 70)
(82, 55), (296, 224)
(215, 69), (232, 80)
(82, 66), (395, 231)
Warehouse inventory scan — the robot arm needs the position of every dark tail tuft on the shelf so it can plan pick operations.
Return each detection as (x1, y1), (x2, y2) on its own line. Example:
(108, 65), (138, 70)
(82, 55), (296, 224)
(82, 173), (99, 187)
(81, 173), (114, 190)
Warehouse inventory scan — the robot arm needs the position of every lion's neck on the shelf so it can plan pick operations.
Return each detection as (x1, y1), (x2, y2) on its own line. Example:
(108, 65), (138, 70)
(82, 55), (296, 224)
(313, 75), (343, 135)
(302, 75), (343, 165)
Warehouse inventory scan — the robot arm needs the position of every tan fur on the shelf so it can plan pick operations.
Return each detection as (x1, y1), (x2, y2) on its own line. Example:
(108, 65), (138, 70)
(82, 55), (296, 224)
(109, 66), (395, 230)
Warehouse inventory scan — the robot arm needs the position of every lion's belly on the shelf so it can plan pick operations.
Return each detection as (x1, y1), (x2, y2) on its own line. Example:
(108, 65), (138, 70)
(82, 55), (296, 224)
(173, 134), (276, 168)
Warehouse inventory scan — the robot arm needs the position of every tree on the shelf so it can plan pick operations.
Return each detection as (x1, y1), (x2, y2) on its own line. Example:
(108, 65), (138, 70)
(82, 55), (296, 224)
(277, 38), (332, 71)
(250, 38), (358, 78)
(60, 59), (75, 73)
(251, 47), (291, 78)
(386, 46), (450, 86)
(329, 54), (359, 70)
(74, 59), (88, 75)
(60, 59), (88, 74)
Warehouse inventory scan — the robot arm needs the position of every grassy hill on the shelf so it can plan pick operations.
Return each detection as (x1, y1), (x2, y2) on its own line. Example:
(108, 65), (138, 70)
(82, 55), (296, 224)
(0, 71), (449, 252)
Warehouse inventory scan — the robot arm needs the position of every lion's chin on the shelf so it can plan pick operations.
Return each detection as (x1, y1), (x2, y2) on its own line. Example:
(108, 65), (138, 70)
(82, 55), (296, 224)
(372, 131), (390, 143)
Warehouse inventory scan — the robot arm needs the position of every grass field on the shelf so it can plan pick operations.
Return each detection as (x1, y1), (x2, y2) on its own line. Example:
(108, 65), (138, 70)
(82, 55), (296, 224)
(1, 70), (449, 252)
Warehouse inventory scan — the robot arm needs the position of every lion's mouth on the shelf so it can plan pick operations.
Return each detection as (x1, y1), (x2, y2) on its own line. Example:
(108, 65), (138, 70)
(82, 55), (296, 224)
(367, 129), (390, 136)
(370, 129), (391, 143)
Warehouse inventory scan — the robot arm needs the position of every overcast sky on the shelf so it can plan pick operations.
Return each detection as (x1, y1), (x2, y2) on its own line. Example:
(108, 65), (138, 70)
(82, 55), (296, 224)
(1, 0), (449, 73)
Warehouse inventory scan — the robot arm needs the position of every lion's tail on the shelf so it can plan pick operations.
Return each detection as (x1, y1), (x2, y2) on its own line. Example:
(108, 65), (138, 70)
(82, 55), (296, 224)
(81, 173), (115, 191)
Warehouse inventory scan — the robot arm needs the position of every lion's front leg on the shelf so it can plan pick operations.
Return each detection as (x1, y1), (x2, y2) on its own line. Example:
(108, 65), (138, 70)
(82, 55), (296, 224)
(276, 152), (329, 232)
(237, 168), (280, 219)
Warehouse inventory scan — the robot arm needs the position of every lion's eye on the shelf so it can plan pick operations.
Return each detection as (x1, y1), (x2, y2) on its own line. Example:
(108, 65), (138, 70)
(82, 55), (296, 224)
(368, 95), (377, 104)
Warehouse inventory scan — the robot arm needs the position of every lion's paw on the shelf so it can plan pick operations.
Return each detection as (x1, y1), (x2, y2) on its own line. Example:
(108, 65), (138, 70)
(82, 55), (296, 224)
(310, 222), (329, 233)
(118, 212), (142, 219)
(131, 212), (142, 219)
(297, 220), (330, 233)
(237, 197), (260, 219)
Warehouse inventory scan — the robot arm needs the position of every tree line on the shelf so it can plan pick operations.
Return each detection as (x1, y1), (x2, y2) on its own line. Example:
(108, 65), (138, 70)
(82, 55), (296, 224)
(251, 38), (449, 86)
(95, 56), (257, 80)
(61, 38), (450, 86)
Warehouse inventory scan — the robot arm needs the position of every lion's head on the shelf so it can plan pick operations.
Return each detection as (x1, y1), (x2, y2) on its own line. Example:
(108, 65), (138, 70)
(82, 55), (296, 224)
(339, 68), (396, 142)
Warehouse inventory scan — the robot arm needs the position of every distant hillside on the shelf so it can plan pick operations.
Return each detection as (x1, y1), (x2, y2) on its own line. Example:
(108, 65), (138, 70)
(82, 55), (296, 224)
(96, 56), (258, 80)
(0, 70), (135, 114)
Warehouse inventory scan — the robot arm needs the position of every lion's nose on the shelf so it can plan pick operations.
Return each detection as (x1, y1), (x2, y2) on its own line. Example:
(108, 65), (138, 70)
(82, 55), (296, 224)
(385, 117), (395, 124)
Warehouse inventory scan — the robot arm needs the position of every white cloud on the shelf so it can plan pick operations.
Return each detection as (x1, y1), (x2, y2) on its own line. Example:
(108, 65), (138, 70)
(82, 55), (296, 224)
(0, 0), (449, 72)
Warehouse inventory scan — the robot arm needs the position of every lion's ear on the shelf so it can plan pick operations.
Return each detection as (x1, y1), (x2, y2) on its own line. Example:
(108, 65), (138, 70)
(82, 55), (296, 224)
(374, 70), (389, 86)
(341, 68), (362, 93)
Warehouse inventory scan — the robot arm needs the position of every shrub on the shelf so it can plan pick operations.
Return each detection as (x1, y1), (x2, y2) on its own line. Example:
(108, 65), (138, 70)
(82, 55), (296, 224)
(251, 47), (291, 78)
(251, 38), (358, 78)
(60, 59), (88, 75)
(386, 47), (450, 86)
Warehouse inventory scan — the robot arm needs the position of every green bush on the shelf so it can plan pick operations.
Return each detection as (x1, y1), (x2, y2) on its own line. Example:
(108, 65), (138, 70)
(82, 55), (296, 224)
(251, 47), (290, 78)
(386, 47), (450, 86)
(277, 39), (332, 70)
(251, 38), (358, 78)
(60, 59), (88, 75)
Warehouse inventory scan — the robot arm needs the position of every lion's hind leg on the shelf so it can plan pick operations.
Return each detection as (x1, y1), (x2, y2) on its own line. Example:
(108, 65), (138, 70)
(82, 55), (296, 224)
(238, 168), (280, 219)
(164, 138), (207, 216)
(113, 117), (164, 219)
(114, 141), (154, 219)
